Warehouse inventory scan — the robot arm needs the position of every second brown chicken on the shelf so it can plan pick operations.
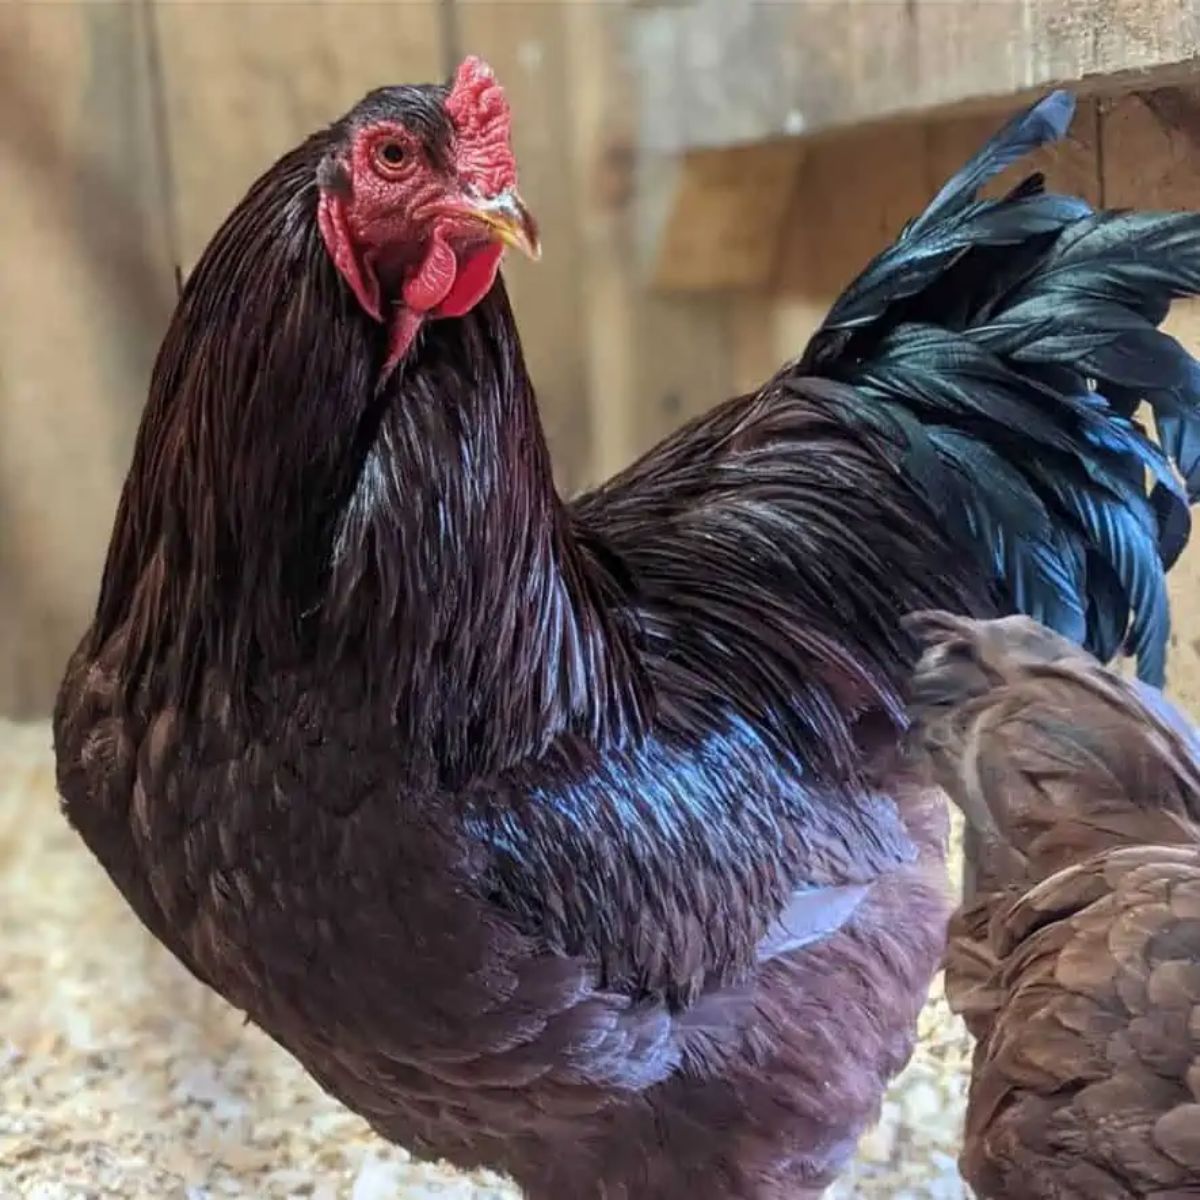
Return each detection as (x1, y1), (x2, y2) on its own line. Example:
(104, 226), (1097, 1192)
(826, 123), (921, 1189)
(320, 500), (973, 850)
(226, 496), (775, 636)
(905, 610), (1200, 1200)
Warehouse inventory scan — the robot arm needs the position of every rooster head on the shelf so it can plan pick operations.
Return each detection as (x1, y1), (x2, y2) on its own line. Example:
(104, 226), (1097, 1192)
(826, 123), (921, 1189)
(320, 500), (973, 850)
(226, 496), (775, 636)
(316, 56), (540, 371)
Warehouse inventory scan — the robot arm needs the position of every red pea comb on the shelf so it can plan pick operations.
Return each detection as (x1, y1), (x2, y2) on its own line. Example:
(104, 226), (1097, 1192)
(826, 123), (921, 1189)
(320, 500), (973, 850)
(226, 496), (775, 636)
(445, 56), (517, 195)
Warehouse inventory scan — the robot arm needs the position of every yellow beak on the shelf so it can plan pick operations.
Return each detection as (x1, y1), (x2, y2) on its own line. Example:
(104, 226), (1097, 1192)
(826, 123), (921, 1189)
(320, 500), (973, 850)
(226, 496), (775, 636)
(466, 189), (541, 261)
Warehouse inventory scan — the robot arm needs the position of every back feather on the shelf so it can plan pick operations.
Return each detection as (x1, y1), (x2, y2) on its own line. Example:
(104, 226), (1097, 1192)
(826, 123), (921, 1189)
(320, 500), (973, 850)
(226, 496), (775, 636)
(797, 90), (1200, 685)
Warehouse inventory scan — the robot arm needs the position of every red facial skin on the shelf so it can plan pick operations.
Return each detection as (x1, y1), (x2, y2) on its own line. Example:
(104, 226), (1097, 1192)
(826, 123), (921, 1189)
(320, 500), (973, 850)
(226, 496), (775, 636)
(317, 57), (520, 374)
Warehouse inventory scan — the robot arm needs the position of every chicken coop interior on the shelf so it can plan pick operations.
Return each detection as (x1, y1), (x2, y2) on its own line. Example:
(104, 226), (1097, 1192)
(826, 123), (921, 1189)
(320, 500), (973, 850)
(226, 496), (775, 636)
(5, 1), (1200, 1197)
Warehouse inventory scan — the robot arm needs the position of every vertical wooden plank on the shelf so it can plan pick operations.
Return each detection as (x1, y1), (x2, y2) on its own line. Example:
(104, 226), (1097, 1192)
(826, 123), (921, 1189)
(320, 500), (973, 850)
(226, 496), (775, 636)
(629, 293), (738, 453)
(1101, 85), (1200, 712)
(0, 1), (175, 716)
(728, 296), (777, 398)
(451, 1), (591, 491)
(561, 0), (638, 484)
(561, 0), (739, 476)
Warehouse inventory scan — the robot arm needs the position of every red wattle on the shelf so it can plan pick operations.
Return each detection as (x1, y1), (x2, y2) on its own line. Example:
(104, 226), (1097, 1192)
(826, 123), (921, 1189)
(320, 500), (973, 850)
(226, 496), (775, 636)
(402, 234), (457, 312)
(384, 307), (425, 377)
(403, 234), (504, 321)
(433, 242), (504, 319)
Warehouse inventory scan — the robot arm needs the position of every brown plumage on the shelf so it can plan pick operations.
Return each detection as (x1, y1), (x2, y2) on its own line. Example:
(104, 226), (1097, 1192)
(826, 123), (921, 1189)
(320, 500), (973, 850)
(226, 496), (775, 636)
(51, 65), (1200, 1199)
(906, 610), (1200, 1199)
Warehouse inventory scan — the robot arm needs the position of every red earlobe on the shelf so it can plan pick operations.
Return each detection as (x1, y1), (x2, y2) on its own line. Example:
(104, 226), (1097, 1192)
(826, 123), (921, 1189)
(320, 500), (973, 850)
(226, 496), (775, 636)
(317, 193), (382, 322)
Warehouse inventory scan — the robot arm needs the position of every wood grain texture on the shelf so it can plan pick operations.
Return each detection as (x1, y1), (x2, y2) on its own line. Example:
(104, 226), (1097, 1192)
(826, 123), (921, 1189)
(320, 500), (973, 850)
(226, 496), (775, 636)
(0, 1), (446, 716)
(561, 0), (639, 483)
(651, 142), (804, 292)
(632, 0), (1200, 156)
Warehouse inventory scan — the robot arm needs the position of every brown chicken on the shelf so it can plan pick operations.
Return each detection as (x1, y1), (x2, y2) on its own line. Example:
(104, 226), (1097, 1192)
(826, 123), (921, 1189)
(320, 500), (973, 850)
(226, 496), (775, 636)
(906, 610), (1200, 1199)
(53, 59), (1200, 1200)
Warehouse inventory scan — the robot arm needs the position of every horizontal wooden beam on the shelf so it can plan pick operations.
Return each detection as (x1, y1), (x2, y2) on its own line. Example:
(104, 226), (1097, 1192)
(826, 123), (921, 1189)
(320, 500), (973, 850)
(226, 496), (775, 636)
(630, 0), (1200, 156)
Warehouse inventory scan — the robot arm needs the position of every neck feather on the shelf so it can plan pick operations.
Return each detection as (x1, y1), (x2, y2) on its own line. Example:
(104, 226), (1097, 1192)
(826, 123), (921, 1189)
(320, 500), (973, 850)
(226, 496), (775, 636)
(93, 132), (644, 778)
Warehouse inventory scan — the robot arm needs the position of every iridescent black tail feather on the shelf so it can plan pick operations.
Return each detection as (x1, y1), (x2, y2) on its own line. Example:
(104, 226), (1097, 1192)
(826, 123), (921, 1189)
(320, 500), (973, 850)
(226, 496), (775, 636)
(798, 91), (1200, 686)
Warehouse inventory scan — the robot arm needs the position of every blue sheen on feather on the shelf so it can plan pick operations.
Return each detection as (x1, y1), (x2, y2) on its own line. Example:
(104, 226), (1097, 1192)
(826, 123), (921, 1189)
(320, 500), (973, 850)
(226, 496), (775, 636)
(466, 709), (915, 998)
(909, 90), (1076, 239)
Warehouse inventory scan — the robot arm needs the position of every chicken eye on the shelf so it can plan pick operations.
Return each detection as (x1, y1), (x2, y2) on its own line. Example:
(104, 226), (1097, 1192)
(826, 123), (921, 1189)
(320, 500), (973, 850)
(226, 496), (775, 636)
(376, 141), (407, 169)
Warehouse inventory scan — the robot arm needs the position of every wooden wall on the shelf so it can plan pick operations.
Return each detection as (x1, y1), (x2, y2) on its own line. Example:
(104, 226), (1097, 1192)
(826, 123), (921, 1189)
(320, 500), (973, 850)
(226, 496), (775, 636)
(0, 2), (438, 714)
(0, 0), (729, 716)
(631, 0), (1200, 156)
(4, 4), (1200, 715)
